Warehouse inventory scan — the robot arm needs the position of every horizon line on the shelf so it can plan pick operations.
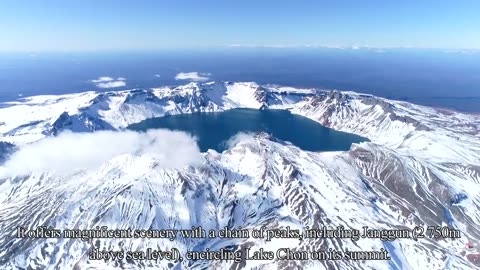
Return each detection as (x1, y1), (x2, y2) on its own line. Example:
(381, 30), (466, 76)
(1, 45), (480, 54)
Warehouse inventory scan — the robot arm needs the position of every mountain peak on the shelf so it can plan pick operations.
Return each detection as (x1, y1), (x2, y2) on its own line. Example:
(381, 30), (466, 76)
(1, 82), (480, 269)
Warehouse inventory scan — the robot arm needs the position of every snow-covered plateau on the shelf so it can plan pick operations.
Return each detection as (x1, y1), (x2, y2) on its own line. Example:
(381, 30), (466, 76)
(0, 81), (479, 269)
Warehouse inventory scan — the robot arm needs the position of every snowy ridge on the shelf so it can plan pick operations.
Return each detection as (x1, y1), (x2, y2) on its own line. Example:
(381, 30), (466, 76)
(0, 81), (480, 269)
(0, 82), (315, 145)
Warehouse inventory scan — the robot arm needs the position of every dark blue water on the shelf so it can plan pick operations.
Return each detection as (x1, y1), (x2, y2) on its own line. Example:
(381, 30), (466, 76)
(1, 48), (479, 112)
(127, 108), (368, 152)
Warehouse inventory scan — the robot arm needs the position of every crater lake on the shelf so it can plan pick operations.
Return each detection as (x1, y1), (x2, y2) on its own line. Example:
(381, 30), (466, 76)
(127, 108), (368, 152)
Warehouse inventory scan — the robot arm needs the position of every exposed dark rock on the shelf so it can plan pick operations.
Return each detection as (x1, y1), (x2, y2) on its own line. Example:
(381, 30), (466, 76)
(49, 111), (116, 136)
(0, 141), (15, 164)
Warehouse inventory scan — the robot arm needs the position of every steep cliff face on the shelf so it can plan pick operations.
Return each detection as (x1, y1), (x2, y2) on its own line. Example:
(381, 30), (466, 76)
(0, 141), (15, 164)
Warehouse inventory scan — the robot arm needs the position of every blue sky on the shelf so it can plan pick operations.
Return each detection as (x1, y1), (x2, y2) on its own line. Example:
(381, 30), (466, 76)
(0, 0), (479, 51)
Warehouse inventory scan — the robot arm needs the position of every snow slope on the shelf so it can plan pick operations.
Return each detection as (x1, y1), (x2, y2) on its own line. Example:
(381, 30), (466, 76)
(0, 81), (479, 269)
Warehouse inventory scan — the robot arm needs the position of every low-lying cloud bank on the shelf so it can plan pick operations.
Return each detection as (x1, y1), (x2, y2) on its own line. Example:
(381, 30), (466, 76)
(175, 72), (211, 81)
(91, 76), (127, 88)
(222, 132), (256, 149)
(0, 130), (202, 177)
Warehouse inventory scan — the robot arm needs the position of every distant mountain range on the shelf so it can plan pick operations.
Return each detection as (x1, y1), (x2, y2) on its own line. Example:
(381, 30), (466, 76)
(0, 81), (479, 269)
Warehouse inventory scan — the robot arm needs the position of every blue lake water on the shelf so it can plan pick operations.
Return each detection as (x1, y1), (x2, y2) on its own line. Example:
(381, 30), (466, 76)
(127, 108), (368, 152)
(1, 48), (479, 112)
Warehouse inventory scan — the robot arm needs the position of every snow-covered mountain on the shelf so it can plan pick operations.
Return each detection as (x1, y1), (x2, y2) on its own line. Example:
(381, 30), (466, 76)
(0, 81), (479, 269)
(0, 82), (315, 145)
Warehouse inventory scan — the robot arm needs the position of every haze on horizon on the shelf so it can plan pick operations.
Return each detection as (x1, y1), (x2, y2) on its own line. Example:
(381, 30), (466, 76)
(0, 0), (479, 52)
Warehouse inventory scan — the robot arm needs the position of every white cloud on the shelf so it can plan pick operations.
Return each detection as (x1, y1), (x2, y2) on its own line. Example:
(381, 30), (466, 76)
(91, 76), (127, 88)
(222, 132), (256, 149)
(95, 81), (127, 88)
(154, 74), (161, 78)
(0, 129), (202, 177)
(175, 72), (211, 82)
(91, 76), (114, 83)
